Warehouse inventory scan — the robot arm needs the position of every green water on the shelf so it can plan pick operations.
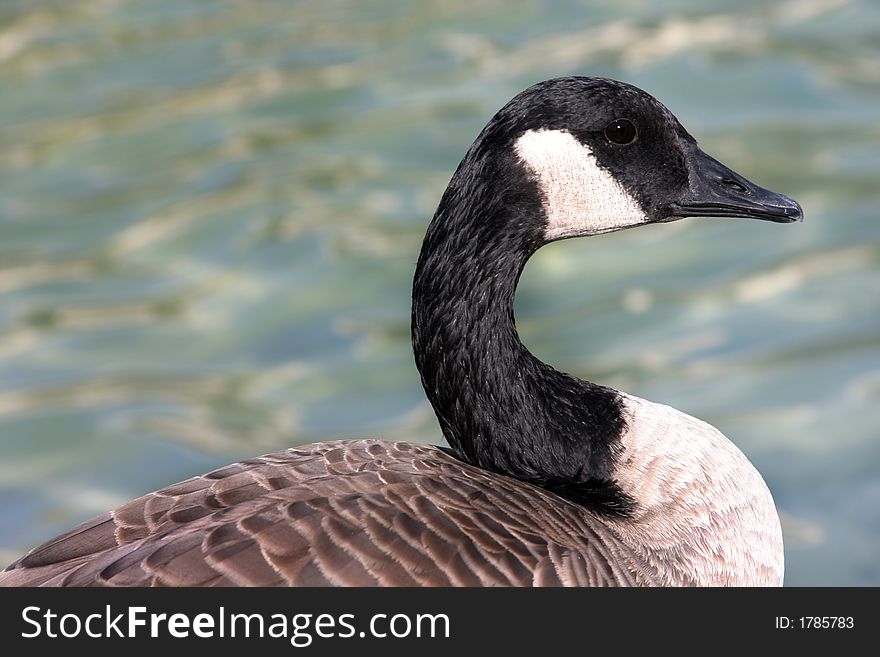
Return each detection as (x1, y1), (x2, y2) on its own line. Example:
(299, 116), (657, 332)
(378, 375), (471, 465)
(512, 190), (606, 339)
(0, 0), (878, 586)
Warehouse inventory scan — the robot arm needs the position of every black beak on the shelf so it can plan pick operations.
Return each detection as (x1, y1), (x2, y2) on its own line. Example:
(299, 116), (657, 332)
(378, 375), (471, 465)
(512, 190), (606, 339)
(669, 143), (803, 223)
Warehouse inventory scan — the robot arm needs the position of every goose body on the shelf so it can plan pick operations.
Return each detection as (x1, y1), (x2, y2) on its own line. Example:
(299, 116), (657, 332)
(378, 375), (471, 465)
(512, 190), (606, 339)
(1, 77), (801, 587)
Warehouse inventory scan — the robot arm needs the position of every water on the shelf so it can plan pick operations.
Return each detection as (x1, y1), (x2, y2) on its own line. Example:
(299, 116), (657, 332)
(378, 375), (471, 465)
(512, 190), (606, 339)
(0, 0), (878, 586)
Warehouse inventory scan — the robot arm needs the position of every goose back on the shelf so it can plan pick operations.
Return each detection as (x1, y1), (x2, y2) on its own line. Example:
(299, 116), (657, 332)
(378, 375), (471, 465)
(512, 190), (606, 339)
(0, 440), (655, 587)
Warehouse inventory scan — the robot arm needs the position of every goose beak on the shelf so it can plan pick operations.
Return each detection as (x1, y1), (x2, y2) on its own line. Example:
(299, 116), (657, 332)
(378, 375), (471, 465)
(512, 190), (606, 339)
(669, 144), (803, 223)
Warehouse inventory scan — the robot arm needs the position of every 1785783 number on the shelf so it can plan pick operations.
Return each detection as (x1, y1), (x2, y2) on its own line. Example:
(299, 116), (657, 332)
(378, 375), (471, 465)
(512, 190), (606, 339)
(775, 617), (855, 629)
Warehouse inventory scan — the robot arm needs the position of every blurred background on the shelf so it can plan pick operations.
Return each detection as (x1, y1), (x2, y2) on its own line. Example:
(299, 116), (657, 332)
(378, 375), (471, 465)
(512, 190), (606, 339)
(0, 0), (877, 585)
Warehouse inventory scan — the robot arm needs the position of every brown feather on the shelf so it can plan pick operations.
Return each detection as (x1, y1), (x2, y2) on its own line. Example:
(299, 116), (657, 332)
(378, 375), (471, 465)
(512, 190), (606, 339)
(0, 440), (656, 587)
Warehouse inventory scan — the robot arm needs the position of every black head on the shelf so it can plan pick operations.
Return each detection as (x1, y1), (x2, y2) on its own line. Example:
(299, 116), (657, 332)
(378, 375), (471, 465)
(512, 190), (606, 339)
(465, 76), (802, 240)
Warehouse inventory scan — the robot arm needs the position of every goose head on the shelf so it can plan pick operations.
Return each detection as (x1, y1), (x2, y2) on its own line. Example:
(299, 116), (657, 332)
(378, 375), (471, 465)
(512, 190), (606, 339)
(459, 77), (802, 246)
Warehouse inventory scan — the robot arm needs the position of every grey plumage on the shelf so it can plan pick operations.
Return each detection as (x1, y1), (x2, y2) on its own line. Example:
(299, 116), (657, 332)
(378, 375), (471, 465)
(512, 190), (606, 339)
(1, 441), (652, 586)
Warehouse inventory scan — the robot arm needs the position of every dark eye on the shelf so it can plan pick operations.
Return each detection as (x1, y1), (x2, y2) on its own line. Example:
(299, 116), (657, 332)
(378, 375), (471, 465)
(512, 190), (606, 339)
(604, 118), (637, 145)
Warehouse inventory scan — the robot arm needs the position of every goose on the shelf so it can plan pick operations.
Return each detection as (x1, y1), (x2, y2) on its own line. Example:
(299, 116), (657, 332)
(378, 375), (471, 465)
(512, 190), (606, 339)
(0, 76), (802, 587)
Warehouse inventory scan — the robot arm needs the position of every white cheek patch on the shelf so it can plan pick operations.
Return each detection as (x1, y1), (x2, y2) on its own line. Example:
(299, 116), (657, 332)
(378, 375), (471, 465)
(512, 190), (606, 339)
(514, 129), (649, 240)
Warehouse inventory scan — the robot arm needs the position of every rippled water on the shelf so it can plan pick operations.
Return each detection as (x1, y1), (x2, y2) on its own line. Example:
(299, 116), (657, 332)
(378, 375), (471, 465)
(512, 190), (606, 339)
(0, 0), (878, 585)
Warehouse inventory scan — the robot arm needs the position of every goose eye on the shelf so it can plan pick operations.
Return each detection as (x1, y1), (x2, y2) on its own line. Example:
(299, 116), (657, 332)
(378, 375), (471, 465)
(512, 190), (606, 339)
(604, 119), (637, 145)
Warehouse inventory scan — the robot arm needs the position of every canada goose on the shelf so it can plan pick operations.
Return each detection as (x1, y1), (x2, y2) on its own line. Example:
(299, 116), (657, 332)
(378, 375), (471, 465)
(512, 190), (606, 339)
(0, 77), (801, 587)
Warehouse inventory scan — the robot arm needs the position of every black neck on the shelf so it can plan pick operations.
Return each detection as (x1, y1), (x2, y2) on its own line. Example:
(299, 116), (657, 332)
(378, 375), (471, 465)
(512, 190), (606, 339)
(411, 148), (633, 517)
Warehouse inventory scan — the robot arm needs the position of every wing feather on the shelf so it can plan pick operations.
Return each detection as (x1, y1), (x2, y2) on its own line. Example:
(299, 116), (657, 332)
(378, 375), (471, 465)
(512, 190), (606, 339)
(0, 440), (655, 587)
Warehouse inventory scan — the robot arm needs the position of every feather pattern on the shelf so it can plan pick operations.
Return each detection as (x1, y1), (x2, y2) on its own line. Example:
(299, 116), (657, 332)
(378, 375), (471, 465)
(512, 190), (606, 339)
(0, 440), (655, 587)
